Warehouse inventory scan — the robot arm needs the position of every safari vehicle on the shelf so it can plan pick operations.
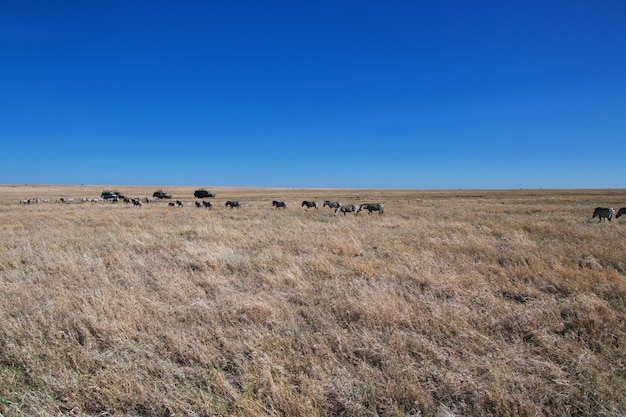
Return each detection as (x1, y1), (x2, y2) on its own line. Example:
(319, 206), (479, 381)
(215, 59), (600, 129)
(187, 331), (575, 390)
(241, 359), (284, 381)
(101, 190), (123, 200)
(153, 190), (172, 199)
(194, 188), (215, 198)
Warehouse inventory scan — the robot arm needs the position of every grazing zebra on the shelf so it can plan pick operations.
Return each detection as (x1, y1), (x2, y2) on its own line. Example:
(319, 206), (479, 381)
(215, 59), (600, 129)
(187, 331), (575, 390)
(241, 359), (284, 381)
(168, 202), (176, 207)
(272, 200), (288, 209)
(323, 201), (341, 209)
(302, 201), (318, 210)
(21, 198), (40, 204)
(132, 198), (142, 207)
(195, 201), (202, 208)
(356, 203), (384, 215)
(203, 200), (213, 210)
(592, 207), (615, 222)
(616, 207), (626, 218)
(176, 200), (184, 207)
(225, 201), (241, 209)
(335, 204), (358, 216)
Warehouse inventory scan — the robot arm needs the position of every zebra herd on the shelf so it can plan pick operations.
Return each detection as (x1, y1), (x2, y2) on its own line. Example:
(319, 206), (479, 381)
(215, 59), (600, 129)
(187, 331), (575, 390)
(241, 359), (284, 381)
(592, 207), (626, 222)
(16, 196), (625, 223)
(20, 198), (52, 204)
(16, 195), (384, 215)
(191, 199), (383, 215)
(180, 199), (384, 215)
(20, 196), (163, 205)
(273, 200), (384, 216)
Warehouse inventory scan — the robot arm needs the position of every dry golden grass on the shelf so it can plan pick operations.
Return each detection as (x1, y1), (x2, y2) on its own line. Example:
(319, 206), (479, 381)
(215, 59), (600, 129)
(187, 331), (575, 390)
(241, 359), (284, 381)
(0, 185), (624, 416)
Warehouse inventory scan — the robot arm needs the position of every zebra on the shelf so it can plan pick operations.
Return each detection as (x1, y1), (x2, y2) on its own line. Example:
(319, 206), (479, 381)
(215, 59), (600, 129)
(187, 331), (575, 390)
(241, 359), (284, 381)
(131, 198), (142, 207)
(168, 202), (176, 207)
(616, 207), (626, 218)
(195, 201), (202, 208)
(302, 201), (318, 210)
(323, 201), (341, 209)
(176, 200), (184, 207)
(592, 207), (615, 222)
(335, 204), (358, 216)
(356, 203), (384, 215)
(225, 201), (241, 209)
(272, 200), (288, 209)
(203, 200), (213, 210)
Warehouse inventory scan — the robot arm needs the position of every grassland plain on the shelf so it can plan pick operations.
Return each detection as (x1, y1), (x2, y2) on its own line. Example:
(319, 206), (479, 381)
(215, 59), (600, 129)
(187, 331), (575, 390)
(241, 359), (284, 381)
(0, 185), (624, 417)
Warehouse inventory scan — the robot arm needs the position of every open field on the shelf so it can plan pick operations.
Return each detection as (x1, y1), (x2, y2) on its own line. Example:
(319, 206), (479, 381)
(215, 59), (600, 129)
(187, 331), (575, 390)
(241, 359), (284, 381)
(1, 185), (625, 416)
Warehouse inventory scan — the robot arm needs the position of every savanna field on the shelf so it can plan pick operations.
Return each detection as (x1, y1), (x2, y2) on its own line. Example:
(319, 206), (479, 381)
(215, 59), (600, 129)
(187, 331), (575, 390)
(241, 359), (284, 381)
(0, 185), (624, 417)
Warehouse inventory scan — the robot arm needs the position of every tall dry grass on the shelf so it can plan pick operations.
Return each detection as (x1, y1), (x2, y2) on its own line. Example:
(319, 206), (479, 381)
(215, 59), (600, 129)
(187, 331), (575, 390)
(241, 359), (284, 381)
(0, 185), (624, 416)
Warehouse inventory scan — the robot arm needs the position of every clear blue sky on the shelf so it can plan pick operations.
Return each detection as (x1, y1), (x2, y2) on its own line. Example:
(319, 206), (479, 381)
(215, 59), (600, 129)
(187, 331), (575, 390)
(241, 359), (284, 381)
(1, 1), (625, 188)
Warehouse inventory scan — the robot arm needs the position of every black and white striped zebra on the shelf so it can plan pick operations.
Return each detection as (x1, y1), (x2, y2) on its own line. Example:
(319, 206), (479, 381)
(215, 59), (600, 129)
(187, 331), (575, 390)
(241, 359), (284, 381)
(301, 201), (318, 210)
(203, 200), (213, 210)
(225, 201), (241, 209)
(356, 203), (384, 215)
(272, 200), (288, 209)
(335, 204), (358, 216)
(592, 207), (615, 222)
(323, 201), (341, 209)
(616, 207), (626, 219)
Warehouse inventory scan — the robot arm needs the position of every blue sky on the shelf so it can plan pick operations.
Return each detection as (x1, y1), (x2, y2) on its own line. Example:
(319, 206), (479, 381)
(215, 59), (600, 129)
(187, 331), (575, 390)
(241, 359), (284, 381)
(1, 1), (625, 188)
